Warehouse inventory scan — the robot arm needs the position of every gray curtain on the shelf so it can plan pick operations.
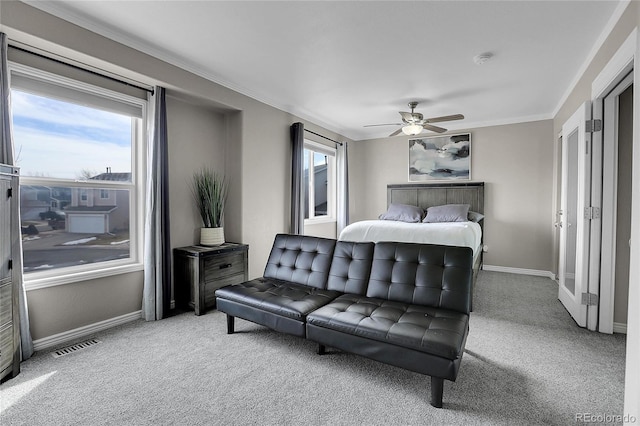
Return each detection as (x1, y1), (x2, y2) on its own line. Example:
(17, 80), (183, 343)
(290, 122), (304, 235)
(142, 86), (171, 321)
(0, 32), (34, 360)
(336, 141), (350, 235)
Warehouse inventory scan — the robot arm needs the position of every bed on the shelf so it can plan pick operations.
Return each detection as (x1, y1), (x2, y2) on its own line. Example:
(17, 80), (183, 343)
(339, 182), (485, 298)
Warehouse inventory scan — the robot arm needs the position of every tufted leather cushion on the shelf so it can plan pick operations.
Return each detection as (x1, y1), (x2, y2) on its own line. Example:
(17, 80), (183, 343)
(263, 234), (336, 289)
(215, 278), (341, 320)
(326, 241), (375, 295)
(365, 242), (473, 314)
(307, 294), (469, 360)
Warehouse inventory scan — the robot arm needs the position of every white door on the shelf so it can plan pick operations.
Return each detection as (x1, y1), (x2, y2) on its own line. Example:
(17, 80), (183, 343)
(558, 102), (592, 327)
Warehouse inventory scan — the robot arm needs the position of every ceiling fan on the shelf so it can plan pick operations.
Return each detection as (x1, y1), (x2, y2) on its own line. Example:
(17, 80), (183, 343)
(364, 101), (464, 137)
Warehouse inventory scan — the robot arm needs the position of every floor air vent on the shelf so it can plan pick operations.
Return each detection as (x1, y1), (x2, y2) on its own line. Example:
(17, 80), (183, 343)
(52, 339), (101, 358)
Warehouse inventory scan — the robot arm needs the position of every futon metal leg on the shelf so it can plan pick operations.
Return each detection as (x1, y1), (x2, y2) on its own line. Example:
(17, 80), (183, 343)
(430, 376), (444, 408)
(226, 315), (235, 334)
(317, 344), (326, 355)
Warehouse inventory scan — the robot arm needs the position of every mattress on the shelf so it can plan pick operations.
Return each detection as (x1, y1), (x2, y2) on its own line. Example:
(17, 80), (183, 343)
(338, 220), (482, 259)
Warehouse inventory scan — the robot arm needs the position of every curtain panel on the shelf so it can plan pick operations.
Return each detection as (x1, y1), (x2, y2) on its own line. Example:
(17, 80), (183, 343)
(0, 32), (34, 361)
(142, 86), (172, 321)
(290, 122), (304, 235)
(336, 141), (350, 235)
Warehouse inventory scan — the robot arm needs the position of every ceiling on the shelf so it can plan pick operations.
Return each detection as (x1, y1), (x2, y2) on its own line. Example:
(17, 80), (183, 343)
(25, 1), (623, 141)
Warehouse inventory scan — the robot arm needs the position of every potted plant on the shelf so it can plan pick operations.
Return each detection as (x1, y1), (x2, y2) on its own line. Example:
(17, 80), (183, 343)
(191, 168), (228, 246)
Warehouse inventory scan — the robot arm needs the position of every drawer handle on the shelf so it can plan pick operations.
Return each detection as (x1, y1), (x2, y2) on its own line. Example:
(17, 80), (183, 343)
(219, 263), (233, 269)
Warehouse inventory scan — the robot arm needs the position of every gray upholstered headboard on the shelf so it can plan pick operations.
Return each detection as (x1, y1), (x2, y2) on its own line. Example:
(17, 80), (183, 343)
(387, 182), (485, 214)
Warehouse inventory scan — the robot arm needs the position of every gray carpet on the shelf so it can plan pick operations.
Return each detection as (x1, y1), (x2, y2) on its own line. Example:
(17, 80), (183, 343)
(0, 271), (626, 425)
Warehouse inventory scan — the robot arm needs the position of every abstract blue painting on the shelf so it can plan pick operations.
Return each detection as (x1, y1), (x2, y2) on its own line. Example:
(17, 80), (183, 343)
(408, 133), (471, 181)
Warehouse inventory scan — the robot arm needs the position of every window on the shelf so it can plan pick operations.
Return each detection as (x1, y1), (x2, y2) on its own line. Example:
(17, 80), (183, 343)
(10, 63), (145, 285)
(303, 141), (336, 222)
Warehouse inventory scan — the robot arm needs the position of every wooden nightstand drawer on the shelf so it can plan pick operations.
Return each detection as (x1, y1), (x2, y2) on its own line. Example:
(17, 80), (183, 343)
(204, 253), (246, 280)
(174, 243), (248, 315)
(202, 272), (246, 307)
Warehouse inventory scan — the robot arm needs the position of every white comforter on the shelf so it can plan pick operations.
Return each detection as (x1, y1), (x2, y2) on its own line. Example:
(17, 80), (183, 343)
(339, 220), (482, 256)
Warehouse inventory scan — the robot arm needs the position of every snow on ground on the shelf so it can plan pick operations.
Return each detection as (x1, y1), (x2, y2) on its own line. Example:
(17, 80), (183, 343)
(62, 237), (97, 246)
(33, 264), (53, 270)
(110, 240), (130, 245)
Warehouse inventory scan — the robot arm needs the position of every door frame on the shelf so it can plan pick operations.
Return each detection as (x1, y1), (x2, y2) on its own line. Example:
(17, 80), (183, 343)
(597, 72), (633, 334)
(591, 29), (636, 334)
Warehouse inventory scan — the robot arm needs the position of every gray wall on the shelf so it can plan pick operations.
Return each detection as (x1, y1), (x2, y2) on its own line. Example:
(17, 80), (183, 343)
(349, 120), (555, 272)
(166, 94), (228, 249)
(304, 221), (337, 239)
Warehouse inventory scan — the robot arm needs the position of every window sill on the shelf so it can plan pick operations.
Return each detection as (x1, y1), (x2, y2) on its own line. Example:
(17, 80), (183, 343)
(304, 218), (337, 226)
(24, 262), (144, 291)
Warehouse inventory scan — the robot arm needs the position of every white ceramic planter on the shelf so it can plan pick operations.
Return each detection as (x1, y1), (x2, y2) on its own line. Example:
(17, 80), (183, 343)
(200, 227), (225, 246)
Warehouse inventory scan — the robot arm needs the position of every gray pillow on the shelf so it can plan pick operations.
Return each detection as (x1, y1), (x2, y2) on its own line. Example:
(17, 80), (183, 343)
(423, 204), (470, 223)
(468, 211), (485, 223)
(379, 203), (424, 223)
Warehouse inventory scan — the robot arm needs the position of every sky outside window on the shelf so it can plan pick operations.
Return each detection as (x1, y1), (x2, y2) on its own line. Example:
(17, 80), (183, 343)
(11, 90), (132, 180)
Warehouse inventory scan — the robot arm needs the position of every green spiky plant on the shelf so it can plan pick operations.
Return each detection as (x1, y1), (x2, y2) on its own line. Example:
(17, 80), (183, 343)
(191, 168), (228, 228)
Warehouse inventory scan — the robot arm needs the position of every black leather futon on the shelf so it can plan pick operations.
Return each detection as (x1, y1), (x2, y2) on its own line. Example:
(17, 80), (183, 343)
(215, 234), (473, 408)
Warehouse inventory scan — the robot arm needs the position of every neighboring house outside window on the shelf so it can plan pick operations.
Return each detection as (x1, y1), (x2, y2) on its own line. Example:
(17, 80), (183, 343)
(10, 62), (146, 286)
(303, 140), (336, 223)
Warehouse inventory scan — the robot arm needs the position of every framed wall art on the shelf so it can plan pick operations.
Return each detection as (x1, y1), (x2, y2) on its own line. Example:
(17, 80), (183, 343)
(408, 133), (471, 181)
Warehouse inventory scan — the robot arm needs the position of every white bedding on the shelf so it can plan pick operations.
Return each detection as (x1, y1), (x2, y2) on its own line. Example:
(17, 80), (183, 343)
(339, 220), (482, 257)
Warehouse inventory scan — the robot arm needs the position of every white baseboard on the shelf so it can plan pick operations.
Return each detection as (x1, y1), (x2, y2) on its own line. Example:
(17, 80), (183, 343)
(613, 322), (627, 334)
(33, 310), (142, 352)
(482, 264), (555, 280)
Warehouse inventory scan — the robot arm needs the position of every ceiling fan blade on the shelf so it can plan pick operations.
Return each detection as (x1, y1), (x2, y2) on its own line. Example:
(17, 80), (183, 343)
(423, 123), (447, 133)
(389, 128), (403, 137)
(425, 114), (464, 123)
(363, 123), (402, 128)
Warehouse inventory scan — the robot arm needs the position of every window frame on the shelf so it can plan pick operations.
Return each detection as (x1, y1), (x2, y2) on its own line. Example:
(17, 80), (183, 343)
(303, 140), (337, 225)
(9, 62), (147, 290)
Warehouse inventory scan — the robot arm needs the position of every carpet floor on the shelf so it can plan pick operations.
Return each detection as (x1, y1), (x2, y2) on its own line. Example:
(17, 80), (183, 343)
(0, 271), (626, 425)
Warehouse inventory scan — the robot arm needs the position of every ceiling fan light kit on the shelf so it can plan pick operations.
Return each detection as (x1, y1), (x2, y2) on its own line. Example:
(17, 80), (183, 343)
(364, 101), (465, 137)
(402, 124), (424, 136)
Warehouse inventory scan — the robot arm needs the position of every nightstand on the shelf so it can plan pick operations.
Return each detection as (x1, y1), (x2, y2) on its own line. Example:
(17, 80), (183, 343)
(174, 243), (248, 315)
